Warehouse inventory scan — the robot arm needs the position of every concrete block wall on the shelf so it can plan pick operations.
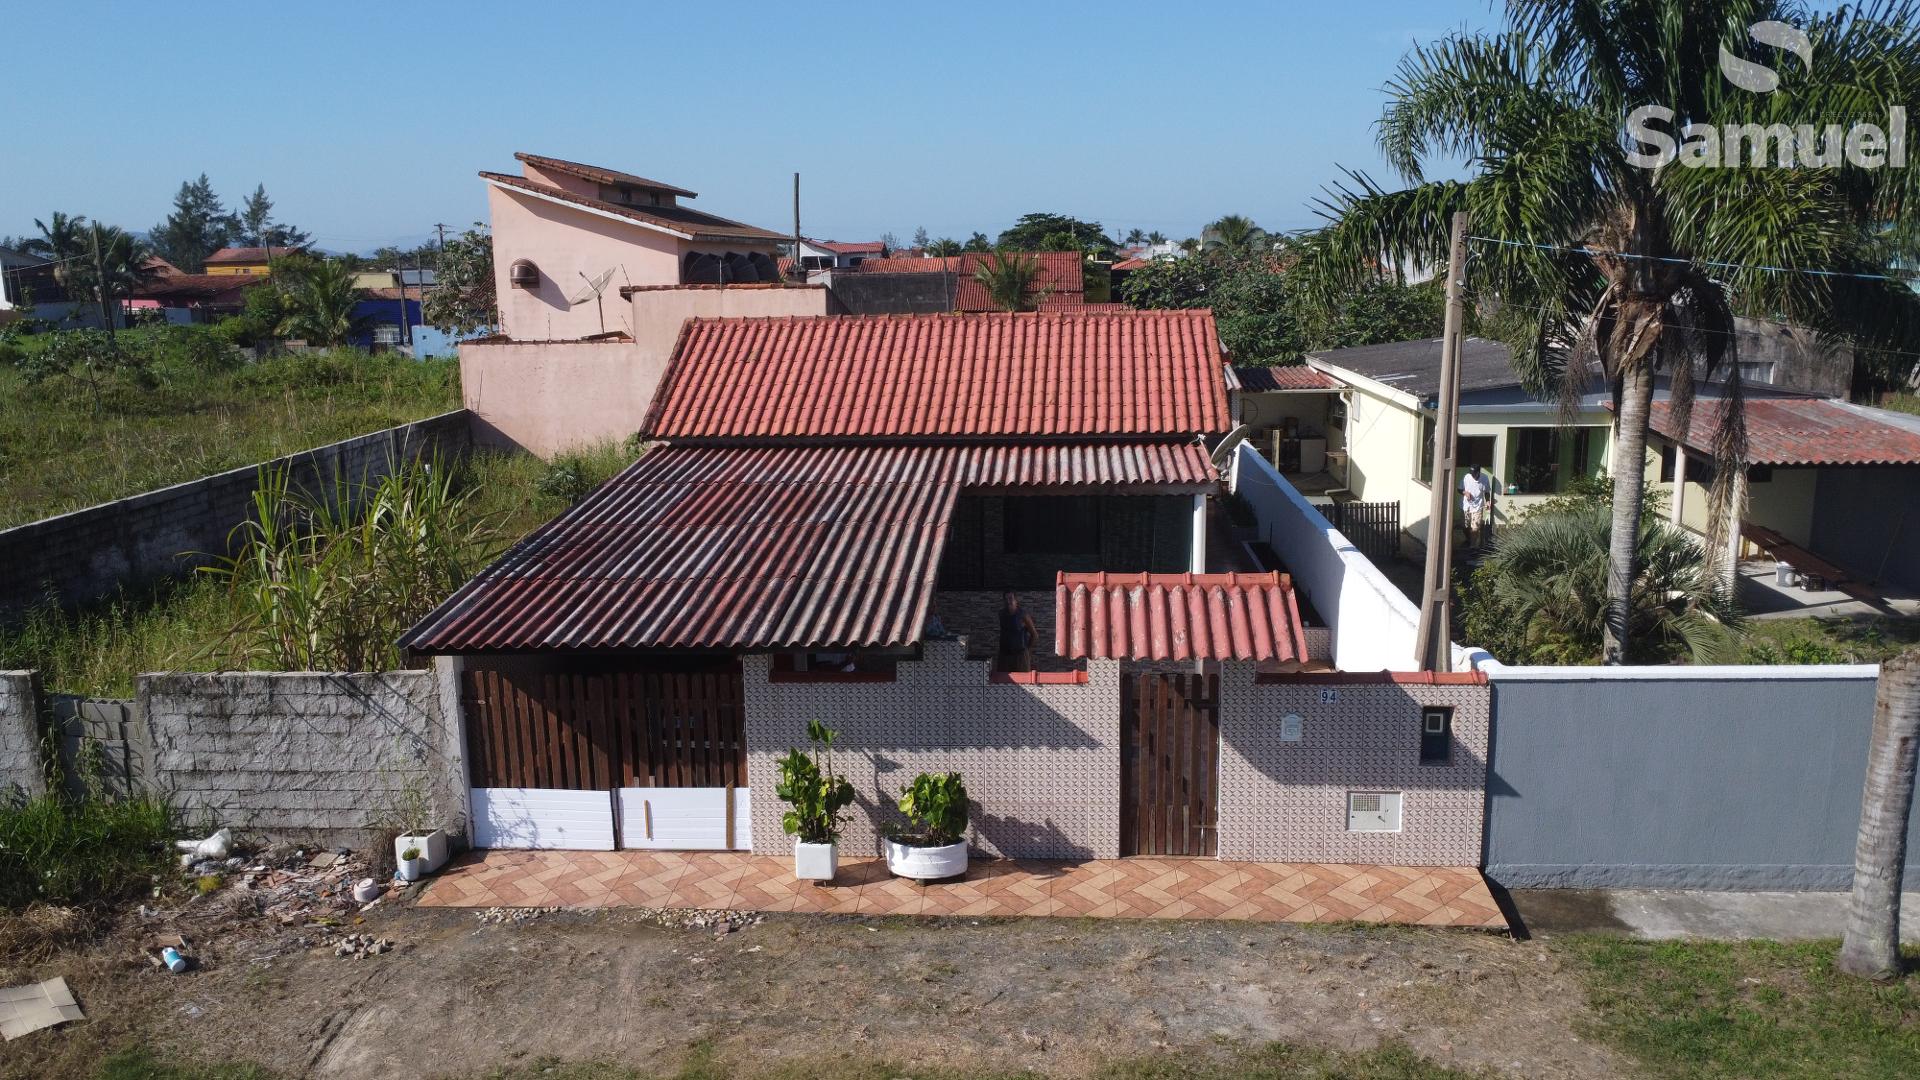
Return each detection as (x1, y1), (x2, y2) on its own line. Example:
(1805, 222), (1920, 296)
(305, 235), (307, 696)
(0, 671), (46, 800)
(139, 668), (469, 850)
(1216, 668), (1490, 866)
(0, 410), (471, 619)
(743, 640), (1123, 859)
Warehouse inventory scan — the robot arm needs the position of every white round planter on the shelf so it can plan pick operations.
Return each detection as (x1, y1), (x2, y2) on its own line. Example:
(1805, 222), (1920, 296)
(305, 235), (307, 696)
(884, 838), (968, 881)
(794, 840), (839, 881)
(397, 857), (428, 883)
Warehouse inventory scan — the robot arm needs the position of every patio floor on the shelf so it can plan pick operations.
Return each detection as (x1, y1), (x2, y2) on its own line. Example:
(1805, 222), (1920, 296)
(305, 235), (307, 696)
(416, 850), (1507, 928)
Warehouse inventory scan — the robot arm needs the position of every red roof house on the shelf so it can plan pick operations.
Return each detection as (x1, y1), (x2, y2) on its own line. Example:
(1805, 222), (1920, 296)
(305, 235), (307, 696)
(405, 309), (1230, 655)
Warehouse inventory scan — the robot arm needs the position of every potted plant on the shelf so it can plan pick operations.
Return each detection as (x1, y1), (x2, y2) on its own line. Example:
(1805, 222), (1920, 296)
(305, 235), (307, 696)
(775, 720), (855, 882)
(391, 827), (450, 877)
(884, 771), (971, 882)
(397, 845), (428, 883)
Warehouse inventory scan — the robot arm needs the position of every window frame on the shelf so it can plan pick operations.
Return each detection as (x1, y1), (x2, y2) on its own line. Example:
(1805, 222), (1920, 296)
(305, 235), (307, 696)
(1419, 707), (1454, 765)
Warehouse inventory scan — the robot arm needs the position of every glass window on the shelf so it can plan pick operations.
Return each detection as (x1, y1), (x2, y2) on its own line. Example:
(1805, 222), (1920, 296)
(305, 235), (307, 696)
(1419, 708), (1453, 765)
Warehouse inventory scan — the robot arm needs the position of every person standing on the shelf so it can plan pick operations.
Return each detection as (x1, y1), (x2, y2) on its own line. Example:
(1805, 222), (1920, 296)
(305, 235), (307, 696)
(997, 592), (1039, 673)
(1459, 463), (1494, 551)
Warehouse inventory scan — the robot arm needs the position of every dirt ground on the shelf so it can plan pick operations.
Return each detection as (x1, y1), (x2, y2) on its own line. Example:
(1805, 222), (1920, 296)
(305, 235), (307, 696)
(1, 893), (1632, 1080)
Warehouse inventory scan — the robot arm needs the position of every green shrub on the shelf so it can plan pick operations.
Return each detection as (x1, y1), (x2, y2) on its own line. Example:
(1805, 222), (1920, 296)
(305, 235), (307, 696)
(896, 771), (970, 846)
(0, 342), (21, 368)
(775, 720), (855, 844)
(143, 324), (243, 377)
(0, 794), (174, 909)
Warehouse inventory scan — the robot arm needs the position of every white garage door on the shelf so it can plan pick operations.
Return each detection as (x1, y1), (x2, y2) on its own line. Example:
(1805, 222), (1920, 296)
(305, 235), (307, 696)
(470, 788), (616, 850)
(616, 787), (751, 850)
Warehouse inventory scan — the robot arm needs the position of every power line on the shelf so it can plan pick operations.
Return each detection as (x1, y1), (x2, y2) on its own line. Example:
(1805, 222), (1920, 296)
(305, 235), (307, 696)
(1467, 234), (1920, 284)
(1464, 290), (1920, 365)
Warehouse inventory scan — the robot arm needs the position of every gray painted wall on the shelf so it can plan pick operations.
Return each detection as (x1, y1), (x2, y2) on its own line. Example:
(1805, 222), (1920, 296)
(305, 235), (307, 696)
(1484, 671), (1915, 889)
(0, 410), (472, 621)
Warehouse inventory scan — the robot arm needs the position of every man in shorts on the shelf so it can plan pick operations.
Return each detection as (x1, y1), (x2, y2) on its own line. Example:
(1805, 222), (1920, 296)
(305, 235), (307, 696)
(1459, 463), (1494, 550)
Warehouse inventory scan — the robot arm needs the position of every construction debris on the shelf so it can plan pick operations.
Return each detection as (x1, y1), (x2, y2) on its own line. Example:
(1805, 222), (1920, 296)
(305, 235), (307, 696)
(630, 908), (762, 933)
(475, 906), (556, 926)
(0, 977), (86, 1041)
(327, 933), (397, 959)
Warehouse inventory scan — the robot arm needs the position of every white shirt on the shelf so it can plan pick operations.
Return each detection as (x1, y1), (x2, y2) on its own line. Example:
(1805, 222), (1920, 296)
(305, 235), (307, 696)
(1460, 471), (1490, 512)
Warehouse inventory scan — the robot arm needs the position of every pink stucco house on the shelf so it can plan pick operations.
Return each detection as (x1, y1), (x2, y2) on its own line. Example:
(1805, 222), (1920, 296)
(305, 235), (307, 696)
(482, 152), (791, 341)
(464, 153), (830, 454)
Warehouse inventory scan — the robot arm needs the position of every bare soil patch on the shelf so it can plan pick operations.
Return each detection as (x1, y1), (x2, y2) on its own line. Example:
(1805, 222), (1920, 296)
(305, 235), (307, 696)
(1, 890), (1629, 1080)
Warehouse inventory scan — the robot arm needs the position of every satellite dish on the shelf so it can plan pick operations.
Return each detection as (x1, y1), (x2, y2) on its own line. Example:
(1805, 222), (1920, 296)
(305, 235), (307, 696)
(568, 267), (618, 333)
(569, 267), (616, 306)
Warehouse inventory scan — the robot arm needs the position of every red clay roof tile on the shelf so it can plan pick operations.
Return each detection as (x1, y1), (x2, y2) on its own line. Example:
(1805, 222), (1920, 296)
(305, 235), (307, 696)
(642, 311), (1231, 440)
(1054, 571), (1309, 663)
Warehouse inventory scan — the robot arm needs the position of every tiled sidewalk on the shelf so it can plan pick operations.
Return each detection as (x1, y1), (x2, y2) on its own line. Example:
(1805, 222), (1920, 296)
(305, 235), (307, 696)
(418, 850), (1507, 928)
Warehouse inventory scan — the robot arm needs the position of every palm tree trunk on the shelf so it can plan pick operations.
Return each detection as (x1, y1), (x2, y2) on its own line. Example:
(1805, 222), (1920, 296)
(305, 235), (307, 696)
(1602, 363), (1654, 664)
(1838, 648), (1920, 980)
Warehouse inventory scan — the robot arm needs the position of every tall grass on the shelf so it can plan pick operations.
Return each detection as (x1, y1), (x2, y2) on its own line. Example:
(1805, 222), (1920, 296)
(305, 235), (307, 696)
(0, 443), (641, 694)
(199, 454), (500, 672)
(0, 794), (174, 909)
(0, 340), (458, 529)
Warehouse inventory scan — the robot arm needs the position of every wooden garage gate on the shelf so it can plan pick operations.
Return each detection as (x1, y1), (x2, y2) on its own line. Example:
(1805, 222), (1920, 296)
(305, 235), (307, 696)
(461, 666), (749, 851)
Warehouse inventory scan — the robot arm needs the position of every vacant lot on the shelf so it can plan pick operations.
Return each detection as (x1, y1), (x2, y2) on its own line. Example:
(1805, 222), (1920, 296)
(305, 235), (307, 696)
(5, 890), (1916, 1080)
(0, 344), (459, 530)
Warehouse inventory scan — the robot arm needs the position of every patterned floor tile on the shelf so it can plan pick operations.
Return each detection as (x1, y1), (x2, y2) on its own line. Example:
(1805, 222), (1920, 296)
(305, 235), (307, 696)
(417, 851), (1506, 929)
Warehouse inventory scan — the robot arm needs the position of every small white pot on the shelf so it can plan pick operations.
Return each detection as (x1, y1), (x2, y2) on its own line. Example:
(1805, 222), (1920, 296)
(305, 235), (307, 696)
(397, 856), (429, 883)
(794, 840), (838, 881)
(394, 830), (450, 874)
(884, 838), (968, 881)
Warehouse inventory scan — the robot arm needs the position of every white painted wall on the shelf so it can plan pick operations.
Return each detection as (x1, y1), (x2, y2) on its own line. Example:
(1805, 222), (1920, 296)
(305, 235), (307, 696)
(1230, 445), (1478, 671)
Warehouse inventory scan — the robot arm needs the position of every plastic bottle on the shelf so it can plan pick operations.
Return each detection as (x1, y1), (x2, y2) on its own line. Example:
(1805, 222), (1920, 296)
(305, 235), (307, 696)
(161, 946), (188, 973)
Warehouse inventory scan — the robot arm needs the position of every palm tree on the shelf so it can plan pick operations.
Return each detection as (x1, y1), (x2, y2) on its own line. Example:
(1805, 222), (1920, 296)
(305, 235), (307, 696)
(1178, 237), (1200, 255)
(926, 237), (963, 257)
(1297, 1), (1920, 664)
(1464, 505), (1740, 665)
(973, 252), (1046, 312)
(1201, 214), (1269, 259)
(276, 260), (369, 347)
(23, 212), (89, 290)
(1837, 646), (1919, 980)
(1124, 228), (1147, 247)
(68, 223), (158, 334)
(1147, 231), (1168, 246)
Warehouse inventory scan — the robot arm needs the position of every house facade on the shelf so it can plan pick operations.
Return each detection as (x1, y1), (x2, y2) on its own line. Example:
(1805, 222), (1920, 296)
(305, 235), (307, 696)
(1224, 338), (1616, 546)
(203, 246), (292, 276)
(483, 152), (789, 341)
(405, 309), (1492, 868)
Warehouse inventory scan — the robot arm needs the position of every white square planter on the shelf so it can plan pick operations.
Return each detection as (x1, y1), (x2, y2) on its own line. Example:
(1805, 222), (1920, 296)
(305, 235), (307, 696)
(794, 841), (838, 881)
(394, 829), (450, 876)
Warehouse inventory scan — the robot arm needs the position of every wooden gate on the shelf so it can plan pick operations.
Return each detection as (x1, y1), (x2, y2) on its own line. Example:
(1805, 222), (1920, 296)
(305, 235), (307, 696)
(461, 667), (747, 791)
(1321, 500), (1401, 566)
(1119, 673), (1220, 857)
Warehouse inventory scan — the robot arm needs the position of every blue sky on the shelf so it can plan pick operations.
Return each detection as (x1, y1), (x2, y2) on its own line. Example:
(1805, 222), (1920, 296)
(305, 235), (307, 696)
(0, 1), (1498, 252)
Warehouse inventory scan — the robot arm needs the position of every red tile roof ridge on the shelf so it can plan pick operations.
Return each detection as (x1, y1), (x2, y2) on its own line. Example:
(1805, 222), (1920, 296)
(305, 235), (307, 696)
(674, 308), (1219, 324)
(513, 152), (698, 198)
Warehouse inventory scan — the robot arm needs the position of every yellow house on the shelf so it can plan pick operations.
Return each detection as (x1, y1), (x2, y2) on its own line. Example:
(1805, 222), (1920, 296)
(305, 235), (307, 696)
(203, 246), (290, 276)
(1305, 338), (1615, 547)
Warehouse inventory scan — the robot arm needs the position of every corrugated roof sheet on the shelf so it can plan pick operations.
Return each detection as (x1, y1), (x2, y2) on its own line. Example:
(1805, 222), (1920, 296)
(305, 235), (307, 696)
(402, 442), (1215, 654)
(1651, 397), (1920, 466)
(1226, 364), (1342, 391)
(515, 152), (699, 197)
(480, 172), (788, 244)
(644, 311), (1231, 440)
(1054, 572), (1309, 663)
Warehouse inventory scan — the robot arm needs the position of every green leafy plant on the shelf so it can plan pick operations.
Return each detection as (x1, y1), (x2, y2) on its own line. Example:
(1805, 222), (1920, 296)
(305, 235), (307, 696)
(774, 720), (855, 845)
(972, 252), (1047, 312)
(895, 771), (970, 847)
(400, 846), (422, 862)
(0, 793), (174, 909)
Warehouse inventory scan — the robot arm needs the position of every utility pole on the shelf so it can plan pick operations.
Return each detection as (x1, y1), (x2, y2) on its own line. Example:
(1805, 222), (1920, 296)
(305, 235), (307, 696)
(791, 173), (802, 282)
(1414, 211), (1471, 673)
(434, 223), (450, 253)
